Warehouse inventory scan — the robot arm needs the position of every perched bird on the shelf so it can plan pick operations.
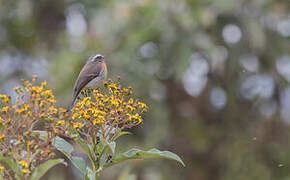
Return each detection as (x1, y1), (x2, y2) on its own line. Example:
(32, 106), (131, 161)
(70, 54), (107, 109)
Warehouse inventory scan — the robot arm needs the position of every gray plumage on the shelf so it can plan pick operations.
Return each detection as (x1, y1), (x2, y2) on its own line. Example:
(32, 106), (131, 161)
(69, 54), (107, 110)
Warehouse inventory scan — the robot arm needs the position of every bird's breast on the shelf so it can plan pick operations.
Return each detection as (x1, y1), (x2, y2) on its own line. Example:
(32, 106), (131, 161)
(85, 66), (107, 89)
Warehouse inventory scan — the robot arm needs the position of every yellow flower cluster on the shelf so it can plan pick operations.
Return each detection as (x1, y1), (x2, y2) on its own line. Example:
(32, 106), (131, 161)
(70, 78), (148, 141)
(0, 75), (65, 178)
(0, 75), (148, 178)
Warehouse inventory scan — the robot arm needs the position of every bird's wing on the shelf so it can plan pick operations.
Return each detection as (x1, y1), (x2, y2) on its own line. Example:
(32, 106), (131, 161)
(71, 62), (103, 107)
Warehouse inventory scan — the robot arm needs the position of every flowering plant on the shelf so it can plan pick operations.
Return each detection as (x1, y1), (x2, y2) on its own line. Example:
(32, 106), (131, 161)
(0, 76), (184, 180)
(0, 75), (66, 180)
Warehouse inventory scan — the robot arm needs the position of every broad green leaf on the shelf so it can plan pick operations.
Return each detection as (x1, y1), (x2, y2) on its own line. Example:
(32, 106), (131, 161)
(102, 148), (185, 170)
(29, 159), (66, 180)
(0, 156), (23, 179)
(53, 136), (74, 155)
(52, 137), (87, 175)
(113, 131), (131, 141)
(36, 132), (88, 176)
(71, 156), (87, 173)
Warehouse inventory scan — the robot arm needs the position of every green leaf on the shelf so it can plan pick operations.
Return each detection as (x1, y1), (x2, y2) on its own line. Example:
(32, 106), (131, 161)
(95, 139), (107, 155)
(29, 159), (67, 180)
(103, 148), (185, 170)
(113, 131), (131, 141)
(0, 156), (23, 179)
(52, 137), (87, 175)
(53, 136), (74, 155)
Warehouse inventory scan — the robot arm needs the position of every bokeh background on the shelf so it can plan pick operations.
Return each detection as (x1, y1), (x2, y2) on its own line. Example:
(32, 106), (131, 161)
(1, 0), (290, 179)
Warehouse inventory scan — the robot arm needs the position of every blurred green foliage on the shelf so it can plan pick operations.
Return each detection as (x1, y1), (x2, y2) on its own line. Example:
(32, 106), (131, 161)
(1, 0), (290, 179)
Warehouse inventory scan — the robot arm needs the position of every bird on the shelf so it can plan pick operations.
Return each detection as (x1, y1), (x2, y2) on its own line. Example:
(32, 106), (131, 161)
(70, 54), (107, 110)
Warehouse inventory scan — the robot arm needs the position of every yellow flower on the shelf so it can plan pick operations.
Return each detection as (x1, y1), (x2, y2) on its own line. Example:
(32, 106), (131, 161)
(126, 105), (136, 111)
(128, 98), (134, 104)
(79, 110), (85, 116)
(41, 81), (47, 87)
(0, 134), (5, 140)
(93, 119), (99, 125)
(0, 94), (6, 99)
(109, 83), (117, 89)
(98, 102), (105, 106)
(96, 93), (104, 98)
(57, 120), (65, 125)
(83, 97), (91, 102)
(22, 169), (31, 174)
(16, 108), (25, 114)
(14, 86), (21, 94)
(43, 90), (54, 98)
(59, 108), (67, 113)
(123, 88), (129, 93)
(0, 94), (10, 103)
(137, 102), (147, 109)
(49, 106), (58, 114)
(39, 101), (45, 107)
(73, 122), (83, 129)
(93, 109), (106, 115)
(127, 113), (133, 120)
(27, 141), (32, 146)
(24, 104), (30, 111)
(84, 114), (91, 119)
(75, 102), (82, 107)
(18, 160), (29, 168)
(99, 115), (105, 122)
(103, 81), (108, 86)
(127, 113), (142, 123)
(133, 113), (142, 123)
(111, 98), (121, 106)
(47, 98), (56, 103)
(72, 113), (78, 120)
(93, 115), (105, 125)
(31, 86), (43, 93)
(0, 164), (4, 170)
(1, 106), (8, 112)
(114, 90), (119, 95)
(39, 113), (45, 118)
(18, 136), (24, 142)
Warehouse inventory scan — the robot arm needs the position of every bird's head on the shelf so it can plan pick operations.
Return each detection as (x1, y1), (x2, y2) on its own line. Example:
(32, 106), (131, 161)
(89, 54), (105, 63)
